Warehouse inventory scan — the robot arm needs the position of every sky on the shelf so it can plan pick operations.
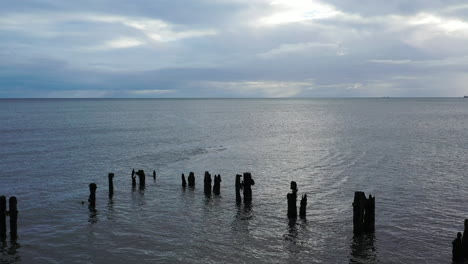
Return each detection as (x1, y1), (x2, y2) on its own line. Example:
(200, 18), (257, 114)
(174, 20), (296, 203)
(1, 0), (468, 98)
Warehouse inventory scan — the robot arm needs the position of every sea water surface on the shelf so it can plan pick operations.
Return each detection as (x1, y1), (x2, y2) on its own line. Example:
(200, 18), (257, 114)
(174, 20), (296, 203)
(0, 98), (467, 263)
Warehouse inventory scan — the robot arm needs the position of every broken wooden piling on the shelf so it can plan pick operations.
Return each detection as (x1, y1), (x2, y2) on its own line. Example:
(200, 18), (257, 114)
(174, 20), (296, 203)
(0, 196), (6, 240)
(462, 219), (468, 259)
(89, 183), (97, 210)
(108, 173), (114, 198)
(204, 171), (212, 196)
(137, 170), (146, 189)
(299, 194), (307, 219)
(153, 170), (156, 180)
(353, 191), (375, 234)
(188, 172), (195, 187)
(131, 169), (136, 187)
(287, 181), (298, 218)
(213, 174), (221, 195)
(243, 172), (254, 204)
(182, 173), (187, 188)
(9, 197), (18, 239)
(235, 174), (242, 203)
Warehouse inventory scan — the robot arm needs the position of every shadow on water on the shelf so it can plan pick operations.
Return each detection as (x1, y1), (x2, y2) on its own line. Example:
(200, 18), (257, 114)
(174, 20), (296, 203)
(0, 239), (21, 263)
(349, 233), (379, 263)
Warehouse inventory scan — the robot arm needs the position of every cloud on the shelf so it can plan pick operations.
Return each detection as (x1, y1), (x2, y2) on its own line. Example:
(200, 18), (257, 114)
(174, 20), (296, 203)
(201, 81), (313, 97)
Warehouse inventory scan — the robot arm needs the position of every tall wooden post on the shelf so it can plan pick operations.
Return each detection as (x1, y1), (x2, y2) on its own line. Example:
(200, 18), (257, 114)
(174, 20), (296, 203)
(137, 170), (146, 189)
(108, 173), (114, 198)
(243, 172), (254, 204)
(213, 174), (221, 195)
(462, 219), (468, 258)
(204, 171), (212, 196)
(188, 172), (195, 187)
(0, 196), (6, 240)
(89, 183), (97, 210)
(9, 196), (18, 239)
(131, 169), (136, 187)
(182, 173), (187, 188)
(153, 170), (156, 180)
(235, 174), (242, 203)
(287, 181), (298, 218)
(453, 232), (463, 262)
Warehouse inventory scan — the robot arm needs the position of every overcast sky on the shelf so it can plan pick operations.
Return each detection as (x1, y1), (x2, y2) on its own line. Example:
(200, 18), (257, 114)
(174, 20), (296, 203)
(1, 0), (468, 98)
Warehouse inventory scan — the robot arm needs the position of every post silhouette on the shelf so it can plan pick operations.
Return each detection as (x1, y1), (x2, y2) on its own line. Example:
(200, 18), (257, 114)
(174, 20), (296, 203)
(153, 170), (156, 180)
(353, 191), (375, 234)
(182, 173), (187, 188)
(108, 173), (114, 198)
(131, 169), (136, 187)
(137, 170), (146, 189)
(188, 172), (195, 187)
(89, 183), (97, 210)
(462, 219), (468, 258)
(453, 232), (463, 262)
(299, 194), (307, 219)
(235, 174), (243, 203)
(243, 172), (254, 204)
(204, 171), (212, 196)
(213, 174), (221, 195)
(0, 196), (6, 240)
(287, 181), (298, 218)
(9, 196), (18, 239)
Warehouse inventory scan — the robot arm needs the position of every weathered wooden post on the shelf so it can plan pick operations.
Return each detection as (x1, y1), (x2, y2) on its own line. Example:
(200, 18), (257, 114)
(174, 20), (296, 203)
(462, 219), (468, 258)
(287, 181), (298, 218)
(0, 196), (6, 240)
(182, 173), (187, 188)
(235, 174), (243, 203)
(108, 173), (114, 198)
(89, 183), (97, 210)
(188, 172), (195, 187)
(153, 170), (156, 180)
(453, 232), (464, 262)
(204, 171), (212, 196)
(137, 170), (146, 189)
(353, 191), (375, 234)
(9, 196), (18, 239)
(131, 169), (136, 187)
(213, 174), (221, 195)
(243, 172), (255, 204)
(299, 194), (307, 219)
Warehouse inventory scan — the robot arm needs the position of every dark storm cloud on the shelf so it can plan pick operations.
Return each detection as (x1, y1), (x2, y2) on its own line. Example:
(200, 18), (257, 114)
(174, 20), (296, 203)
(1, 0), (468, 97)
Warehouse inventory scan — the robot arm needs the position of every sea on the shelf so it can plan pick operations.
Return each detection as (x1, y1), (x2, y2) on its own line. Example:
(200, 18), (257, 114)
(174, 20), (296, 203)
(0, 98), (467, 263)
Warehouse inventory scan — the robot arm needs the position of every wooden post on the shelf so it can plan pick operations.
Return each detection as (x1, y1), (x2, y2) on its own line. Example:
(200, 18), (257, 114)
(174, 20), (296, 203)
(353, 191), (375, 234)
(0, 196), (6, 240)
(235, 174), (242, 203)
(89, 183), (97, 210)
(287, 181), (298, 218)
(9, 196), (18, 239)
(153, 170), (156, 180)
(137, 170), (146, 189)
(243, 172), (255, 204)
(453, 232), (464, 262)
(204, 171), (212, 196)
(182, 173), (187, 188)
(299, 194), (307, 219)
(131, 169), (136, 187)
(462, 219), (468, 258)
(188, 172), (195, 187)
(108, 173), (114, 198)
(213, 174), (221, 195)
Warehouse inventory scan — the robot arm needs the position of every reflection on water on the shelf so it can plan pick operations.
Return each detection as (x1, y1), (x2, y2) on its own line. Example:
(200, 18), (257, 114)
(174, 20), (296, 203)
(232, 203), (254, 233)
(88, 209), (99, 224)
(1, 239), (21, 263)
(349, 233), (379, 263)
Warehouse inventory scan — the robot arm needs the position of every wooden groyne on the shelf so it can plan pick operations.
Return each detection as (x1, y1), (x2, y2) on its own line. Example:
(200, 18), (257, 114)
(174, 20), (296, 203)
(352, 191), (375, 234)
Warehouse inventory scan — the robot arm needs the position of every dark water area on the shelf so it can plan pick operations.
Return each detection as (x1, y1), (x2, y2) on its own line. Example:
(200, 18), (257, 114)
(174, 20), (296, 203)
(0, 98), (467, 263)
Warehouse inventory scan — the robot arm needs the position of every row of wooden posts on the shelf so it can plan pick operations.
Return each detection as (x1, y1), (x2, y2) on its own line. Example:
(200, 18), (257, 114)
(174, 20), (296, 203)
(88, 170), (375, 235)
(0, 196), (18, 240)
